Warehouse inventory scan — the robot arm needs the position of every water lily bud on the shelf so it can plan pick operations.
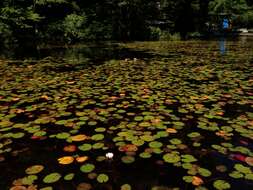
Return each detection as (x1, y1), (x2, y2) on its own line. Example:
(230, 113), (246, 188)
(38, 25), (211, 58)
(105, 152), (114, 159)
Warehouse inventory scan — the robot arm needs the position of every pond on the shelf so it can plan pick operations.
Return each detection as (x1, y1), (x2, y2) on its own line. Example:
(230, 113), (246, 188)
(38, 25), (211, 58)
(0, 39), (253, 190)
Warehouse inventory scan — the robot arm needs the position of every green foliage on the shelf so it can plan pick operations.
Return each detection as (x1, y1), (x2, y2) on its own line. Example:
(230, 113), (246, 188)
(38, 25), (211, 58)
(63, 14), (87, 42)
(0, 0), (252, 44)
(35, 0), (68, 5)
(149, 27), (162, 40)
(208, 0), (252, 27)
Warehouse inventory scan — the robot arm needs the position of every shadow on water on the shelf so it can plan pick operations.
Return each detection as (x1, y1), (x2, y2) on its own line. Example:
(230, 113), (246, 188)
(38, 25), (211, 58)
(0, 42), (158, 65)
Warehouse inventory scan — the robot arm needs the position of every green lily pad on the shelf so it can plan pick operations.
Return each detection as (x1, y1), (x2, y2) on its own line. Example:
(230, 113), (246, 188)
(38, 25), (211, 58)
(134, 116), (143, 121)
(95, 127), (106, 132)
(213, 180), (230, 190)
(234, 164), (252, 174)
(182, 175), (193, 183)
(163, 153), (180, 163)
(97, 173), (109, 183)
(140, 135), (154, 142)
(121, 184), (132, 190)
(198, 168), (212, 177)
(187, 132), (201, 138)
(56, 132), (70, 139)
(139, 152), (152, 158)
(149, 141), (163, 148)
(40, 187), (53, 190)
(121, 156), (135, 164)
(43, 173), (61, 184)
(25, 165), (44, 174)
(33, 131), (47, 137)
(64, 173), (75, 181)
(169, 138), (182, 145)
(132, 139), (145, 146)
(80, 163), (95, 173)
(92, 142), (104, 149)
(91, 134), (104, 141)
(181, 154), (197, 163)
(22, 175), (38, 185)
(229, 171), (244, 179)
(12, 132), (25, 139)
(78, 144), (92, 151)
(245, 173), (253, 180)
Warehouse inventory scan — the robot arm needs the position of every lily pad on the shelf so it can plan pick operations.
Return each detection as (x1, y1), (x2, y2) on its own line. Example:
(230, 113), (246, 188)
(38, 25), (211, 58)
(91, 134), (104, 141)
(163, 153), (180, 163)
(149, 141), (163, 148)
(213, 180), (231, 190)
(121, 156), (135, 164)
(25, 165), (44, 174)
(121, 184), (132, 190)
(97, 173), (109, 183)
(43, 173), (61, 184)
(80, 163), (95, 173)
(78, 144), (92, 151)
(64, 173), (75, 181)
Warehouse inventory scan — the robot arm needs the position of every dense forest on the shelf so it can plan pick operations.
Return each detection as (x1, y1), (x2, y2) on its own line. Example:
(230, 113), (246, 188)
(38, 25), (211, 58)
(0, 0), (253, 43)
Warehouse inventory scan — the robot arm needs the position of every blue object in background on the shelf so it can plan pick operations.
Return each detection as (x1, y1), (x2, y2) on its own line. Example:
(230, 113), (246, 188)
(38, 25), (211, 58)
(223, 18), (229, 29)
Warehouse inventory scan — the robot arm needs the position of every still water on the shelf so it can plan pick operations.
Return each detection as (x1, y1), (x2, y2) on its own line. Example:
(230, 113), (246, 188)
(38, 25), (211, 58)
(0, 39), (252, 190)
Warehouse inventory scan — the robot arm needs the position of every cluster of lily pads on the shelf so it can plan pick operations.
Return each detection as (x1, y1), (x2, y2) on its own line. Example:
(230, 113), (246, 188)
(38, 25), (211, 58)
(0, 41), (253, 190)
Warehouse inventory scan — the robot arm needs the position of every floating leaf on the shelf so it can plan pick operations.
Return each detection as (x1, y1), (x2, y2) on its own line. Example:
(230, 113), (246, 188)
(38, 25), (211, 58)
(183, 176), (193, 183)
(92, 142), (104, 149)
(149, 141), (163, 148)
(56, 132), (70, 139)
(234, 164), (252, 174)
(132, 139), (144, 146)
(63, 145), (76, 152)
(70, 134), (88, 142)
(10, 186), (27, 190)
(181, 154), (197, 163)
(139, 152), (152, 158)
(166, 128), (177, 133)
(134, 116), (143, 121)
(43, 173), (61, 184)
(57, 156), (74, 165)
(121, 156), (135, 164)
(40, 187), (53, 190)
(76, 156), (89, 163)
(97, 174), (109, 183)
(187, 132), (201, 138)
(64, 173), (75, 181)
(91, 134), (104, 141)
(140, 135), (154, 142)
(169, 138), (182, 145)
(25, 165), (44, 175)
(229, 171), (243, 179)
(78, 144), (92, 151)
(121, 184), (131, 190)
(192, 176), (204, 186)
(12, 132), (25, 139)
(198, 168), (211, 177)
(245, 173), (253, 180)
(119, 144), (138, 152)
(77, 183), (92, 190)
(95, 128), (106, 132)
(245, 157), (253, 166)
(21, 175), (38, 185)
(163, 153), (180, 163)
(80, 163), (95, 173)
(213, 180), (230, 190)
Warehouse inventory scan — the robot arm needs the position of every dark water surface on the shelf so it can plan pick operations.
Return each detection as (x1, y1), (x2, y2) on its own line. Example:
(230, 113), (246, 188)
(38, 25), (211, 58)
(0, 39), (253, 190)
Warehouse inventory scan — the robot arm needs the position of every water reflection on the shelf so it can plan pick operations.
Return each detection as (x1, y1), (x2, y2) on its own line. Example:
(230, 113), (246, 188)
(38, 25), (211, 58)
(219, 37), (226, 55)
